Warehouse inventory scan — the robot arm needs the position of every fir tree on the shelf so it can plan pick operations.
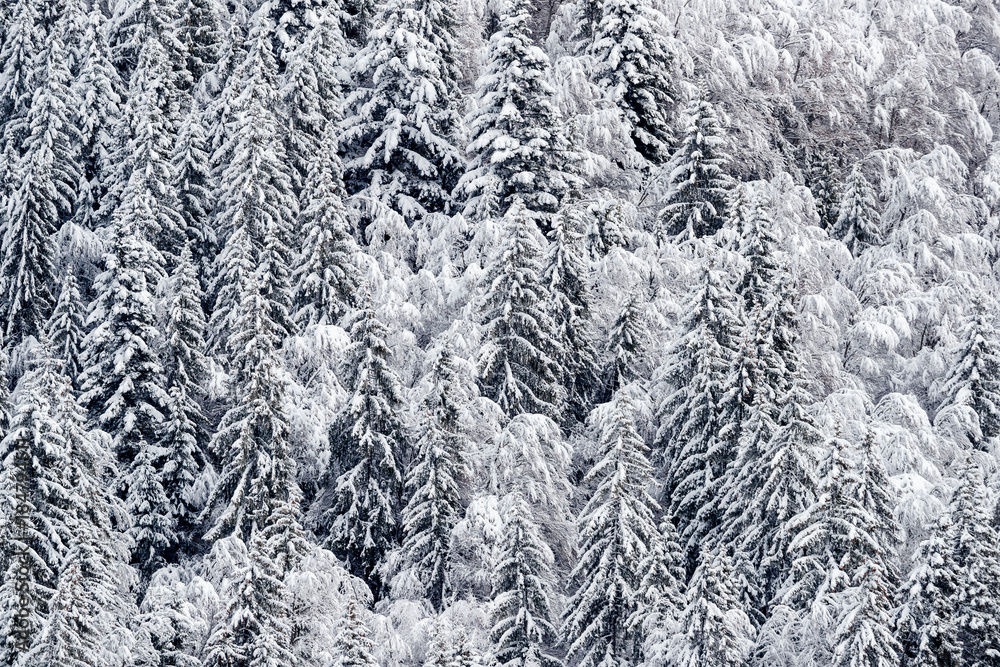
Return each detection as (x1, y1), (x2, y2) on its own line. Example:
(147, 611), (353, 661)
(832, 556), (901, 667)
(0, 0), (40, 160)
(657, 96), (733, 242)
(834, 163), (881, 256)
(125, 437), (176, 576)
(663, 551), (751, 667)
(1, 22), (81, 347)
(108, 0), (190, 93)
(400, 345), (470, 611)
(201, 225), (299, 543)
(292, 123), (361, 329)
(478, 199), (565, 420)
(331, 599), (379, 667)
(947, 463), (1000, 667)
(808, 151), (840, 232)
(735, 198), (783, 315)
(589, 0), (677, 164)
(457, 0), (576, 226)
(934, 301), (1000, 450)
(340, 0), (464, 235)
(490, 492), (562, 667)
(177, 0), (221, 84)
(562, 392), (664, 667)
(323, 303), (406, 595)
(46, 270), (86, 385)
(172, 103), (216, 292)
(603, 294), (648, 402)
(542, 209), (600, 419)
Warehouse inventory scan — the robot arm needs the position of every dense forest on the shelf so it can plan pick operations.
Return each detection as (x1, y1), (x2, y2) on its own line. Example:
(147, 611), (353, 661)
(1, 0), (1000, 665)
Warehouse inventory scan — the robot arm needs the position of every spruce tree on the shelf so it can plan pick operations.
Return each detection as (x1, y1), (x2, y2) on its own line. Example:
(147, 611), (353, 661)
(340, 0), (464, 234)
(400, 345), (470, 611)
(108, 0), (190, 92)
(655, 265), (742, 564)
(543, 209), (600, 419)
(478, 199), (565, 420)
(323, 303), (406, 595)
(490, 492), (562, 667)
(457, 0), (576, 226)
(0, 0), (39, 160)
(663, 551), (750, 667)
(935, 301), (1000, 450)
(172, 103), (215, 291)
(46, 270), (86, 385)
(332, 599), (379, 667)
(1, 22), (81, 347)
(832, 556), (901, 667)
(657, 96), (733, 242)
(201, 225), (298, 543)
(735, 198), (783, 314)
(604, 294), (648, 402)
(947, 464), (1000, 667)
(562, 392), (664, 667)
(589, 0), (677, 164)
(177, 0), (221, 84)
(808, 151), (840, 232)
(834, 163), (881, 256)
(292, 123), (361, 329)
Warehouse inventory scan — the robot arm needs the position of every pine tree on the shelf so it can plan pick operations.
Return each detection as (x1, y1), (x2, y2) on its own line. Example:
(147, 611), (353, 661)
(160, 246), (209, 540)
(46, 270), (86, 385)
(604, 294), (648, 402)
(655, 265), (742, 564)
(657, 96), (733, 242)
(400, 345), (470, 611)
(201, 225), (298, 543)
(457, 0), (576, 226)
(896, 516), (961, 667)
(589, 0), (677, 164)
(563, 392), (664, 667)
(542, 209), (600, 419)
(1, 22), (81, 347)
(72, 8), (124, 231)
(209, 7), (297, 353)
(490, 492), (562, 667)
(664, 551), (751, 667)
(834, 163), (881, 256)
(340, 0), (464, 235)
(331, 599), (379, 667)
(808, 151), (840, 232)
(935, 301), (1000, 450)
(478, 199), (565, 420)
(323, 303), (406, 595)
(947, 463), (1000, 667)
(292, 123), (361, 329)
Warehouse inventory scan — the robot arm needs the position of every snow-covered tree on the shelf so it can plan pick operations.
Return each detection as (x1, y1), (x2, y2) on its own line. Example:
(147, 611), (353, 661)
(663, 551), (752, 667)
(490, 492), (562, 667)
(808, 152), (840, 232)
(46, 270), (86, 385)
(108, 0), (190, 93)
(478, 199), (565, 420)
(331, 599), (379, 667)
(172, 103), (215, 289)
(323, 304), (406, 596)
(657, 96), (733, 242)
(0, 0), (40, 160)
(400, 345), (470, 611)
(1, 22), (80, 347)
(563, 391), (663, 667)
(934, 300), (1000, 450)
(831, 555), (901, 667)
(177, 0), (221, 84)
(457, 0), (577, 225)
(340, 0), (464, 234)
(589, 0), (676, 164)
(834, 163), (881, 256)
(292, 123), (360, 329)
(603, 294), (648, 403)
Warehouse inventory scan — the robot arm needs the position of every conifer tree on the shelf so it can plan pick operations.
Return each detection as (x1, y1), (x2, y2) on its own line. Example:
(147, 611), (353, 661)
(209, 7), (297, 352)
(543, 209), (599, 419)
(401, 346), (470, 611)
(172, 104), (215, 289)
(332, 599), (379, 667)
(664, 551), (751, 667)
(604, 294), (648, 402)
(478, 199), (565, 420)
(655, 265), (742, 563)
(126, 437), (176, 576)
(589, 0), (677, 164)
(202, 225), (298, 543)
(340, 0), (464, 234)
(458, 0), (576, 226)
(108, 0), (190, 92)
(490, 492), (562, 667)
(1, 22), (81, 347)
(0, 0), (39, 160)
(947, 464), (1000, 667)
(834, 163), (881, 256)
(563, 392), (664, 667)
(808, 152), (840, 232)
(323, 303), (406, 595)
(935, 301), (1000, 450)
(735, 196), (783, 315)
(832, 556), (901, 667)
(177, 0), (221, 84)
(72, 8), (124, 231)
(658, 96), (733, 242)
(292, 123), (361, 329)
(46, 270), (86, 385)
